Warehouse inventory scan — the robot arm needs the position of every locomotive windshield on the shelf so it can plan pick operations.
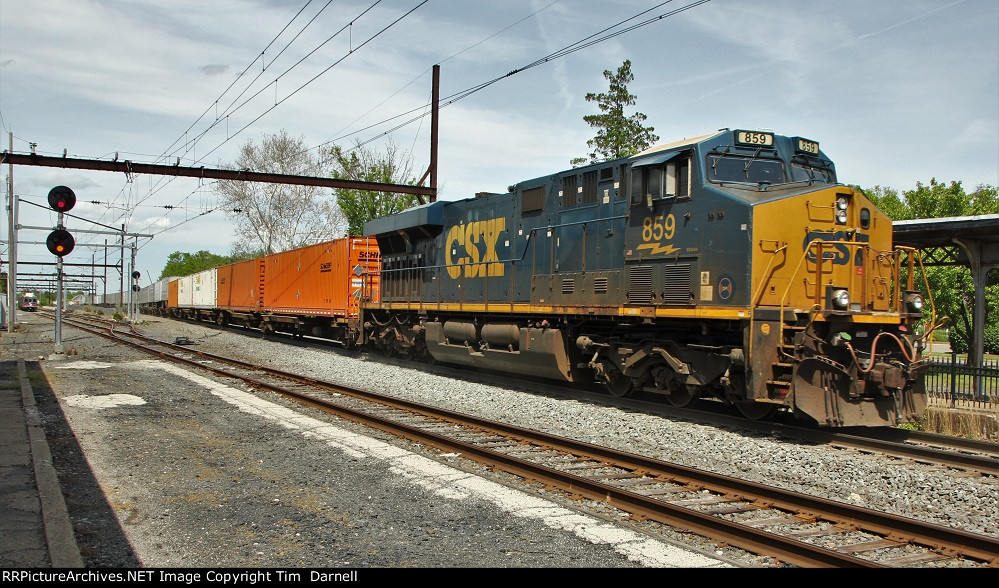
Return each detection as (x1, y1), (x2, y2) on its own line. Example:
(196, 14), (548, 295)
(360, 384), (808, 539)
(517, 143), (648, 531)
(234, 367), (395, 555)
(790, 158), (836, 184)
(706, 154), (786, 185)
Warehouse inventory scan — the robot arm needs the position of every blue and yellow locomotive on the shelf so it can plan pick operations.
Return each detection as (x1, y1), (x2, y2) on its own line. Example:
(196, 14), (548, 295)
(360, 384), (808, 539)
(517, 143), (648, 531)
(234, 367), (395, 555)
(363, 129), (931, 427)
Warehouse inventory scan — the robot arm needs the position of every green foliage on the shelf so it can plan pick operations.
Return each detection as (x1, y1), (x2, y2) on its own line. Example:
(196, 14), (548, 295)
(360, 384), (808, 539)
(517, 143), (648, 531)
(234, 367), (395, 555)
(160, 250), (233, 279)
(864, 178), (999, 353)
(867, 179), (999, 220)
(866, 180), (999, 360)
(947, 317), (999, 356)
(984, 323), (999, 356)
(571, 60), (660, 167)
(331, 141), (421, 236)
(858, 185), (911, 220)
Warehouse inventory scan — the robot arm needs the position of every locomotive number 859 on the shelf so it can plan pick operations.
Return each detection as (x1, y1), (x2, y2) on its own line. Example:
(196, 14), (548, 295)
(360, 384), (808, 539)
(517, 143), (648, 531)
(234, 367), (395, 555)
(363, 128), (934, 428)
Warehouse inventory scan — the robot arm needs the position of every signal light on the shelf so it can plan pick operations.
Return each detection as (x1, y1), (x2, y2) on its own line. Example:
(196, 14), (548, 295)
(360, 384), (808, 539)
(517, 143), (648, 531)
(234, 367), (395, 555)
(48, 185), (77, 213)
(46, 229), (75, 257)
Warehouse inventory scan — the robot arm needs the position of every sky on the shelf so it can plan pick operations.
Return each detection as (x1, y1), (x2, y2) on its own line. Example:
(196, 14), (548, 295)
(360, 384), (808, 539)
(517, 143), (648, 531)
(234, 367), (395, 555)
(1, 0), (997, 293)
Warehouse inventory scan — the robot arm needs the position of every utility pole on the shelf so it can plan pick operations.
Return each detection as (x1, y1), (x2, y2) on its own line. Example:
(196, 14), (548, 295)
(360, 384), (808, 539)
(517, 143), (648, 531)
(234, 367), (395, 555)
(6, 132), (16, 332)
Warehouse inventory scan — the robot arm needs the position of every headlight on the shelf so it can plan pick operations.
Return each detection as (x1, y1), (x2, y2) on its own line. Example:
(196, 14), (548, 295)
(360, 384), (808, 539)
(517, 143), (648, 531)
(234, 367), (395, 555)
(906, 292), (925, 312)
(836, 209), (848, 224)
(831, 289), (850, 310)
(836, 196), (849, 210)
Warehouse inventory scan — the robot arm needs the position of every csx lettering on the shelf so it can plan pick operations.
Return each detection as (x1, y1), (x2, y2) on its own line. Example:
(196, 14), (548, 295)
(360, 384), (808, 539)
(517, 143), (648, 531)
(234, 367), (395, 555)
(803, 231), (870, 265)
(445, 218), (506, 279)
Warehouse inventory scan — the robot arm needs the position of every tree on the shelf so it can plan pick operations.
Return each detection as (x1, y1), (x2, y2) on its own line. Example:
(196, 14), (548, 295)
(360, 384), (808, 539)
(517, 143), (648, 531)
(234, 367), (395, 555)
(217, 130), (346, 256)
(864, 179), (999, 357)
(331, 141), (421, 236)
(160, 250), (233, 279)
(570, 59), (660, 167)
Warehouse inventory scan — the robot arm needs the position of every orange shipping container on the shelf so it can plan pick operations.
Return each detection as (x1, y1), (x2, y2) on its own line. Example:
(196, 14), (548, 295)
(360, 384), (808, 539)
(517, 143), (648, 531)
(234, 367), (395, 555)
(263, 237), (380, 317)
(218, 258), (264, 311)
(168, 278), (179, 308)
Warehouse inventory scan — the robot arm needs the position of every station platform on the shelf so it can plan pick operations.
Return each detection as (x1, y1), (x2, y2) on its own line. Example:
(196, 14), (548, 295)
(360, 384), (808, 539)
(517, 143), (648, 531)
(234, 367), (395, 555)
(0, 358), (83, 568)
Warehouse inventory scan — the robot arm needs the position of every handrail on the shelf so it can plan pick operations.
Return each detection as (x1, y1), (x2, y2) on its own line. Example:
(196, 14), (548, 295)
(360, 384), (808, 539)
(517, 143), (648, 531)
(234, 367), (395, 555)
(753, 239), (936, 370)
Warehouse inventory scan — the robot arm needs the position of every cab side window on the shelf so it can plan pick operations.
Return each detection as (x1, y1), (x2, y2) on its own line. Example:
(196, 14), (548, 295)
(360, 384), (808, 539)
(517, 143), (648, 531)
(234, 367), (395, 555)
(631, 158), (690, 205)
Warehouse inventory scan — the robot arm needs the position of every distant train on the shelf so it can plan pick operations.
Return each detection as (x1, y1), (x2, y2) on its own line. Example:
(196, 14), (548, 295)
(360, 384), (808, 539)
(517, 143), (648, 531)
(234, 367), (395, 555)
(19, 292), (38, 312)
(129, 129), (933, 428)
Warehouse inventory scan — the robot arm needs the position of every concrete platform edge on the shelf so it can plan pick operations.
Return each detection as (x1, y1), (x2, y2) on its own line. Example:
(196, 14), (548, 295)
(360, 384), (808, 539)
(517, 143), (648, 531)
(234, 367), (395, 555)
(18, 358), (84, 568)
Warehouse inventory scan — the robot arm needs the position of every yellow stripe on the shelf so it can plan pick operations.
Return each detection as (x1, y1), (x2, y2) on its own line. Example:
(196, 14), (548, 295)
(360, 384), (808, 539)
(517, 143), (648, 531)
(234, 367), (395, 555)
(813, 313), (904, 324)
(365, 302), (751, 319)
(366, 302), (910, 323)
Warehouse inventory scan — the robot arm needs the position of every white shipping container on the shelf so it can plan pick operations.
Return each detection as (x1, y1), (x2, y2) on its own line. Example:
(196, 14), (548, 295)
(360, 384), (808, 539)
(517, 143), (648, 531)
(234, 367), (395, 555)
(153, 277), (172, 304)
(191, 268), (217, 308)
(178, 275), (193, 307)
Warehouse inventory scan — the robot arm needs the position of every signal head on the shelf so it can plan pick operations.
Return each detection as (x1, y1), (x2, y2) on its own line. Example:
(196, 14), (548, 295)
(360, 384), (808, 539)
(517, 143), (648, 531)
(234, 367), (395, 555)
(47, 185), (77, 213)
(46, 229), (75, 257)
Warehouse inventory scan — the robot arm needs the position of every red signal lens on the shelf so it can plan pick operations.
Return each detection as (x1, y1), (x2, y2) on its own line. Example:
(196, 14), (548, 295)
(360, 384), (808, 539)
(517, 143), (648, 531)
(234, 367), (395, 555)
(47, 186), (76, 213)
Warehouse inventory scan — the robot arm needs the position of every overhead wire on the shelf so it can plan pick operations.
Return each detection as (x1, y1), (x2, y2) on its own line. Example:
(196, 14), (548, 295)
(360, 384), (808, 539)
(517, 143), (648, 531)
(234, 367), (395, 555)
(325, 0), (710, 153)
(127, 0), (401, 219)
(122, 0), (332, 220)
(153, 0), (321, 165)
(100, 0), (710, 246)
(107, 0), (332, 233)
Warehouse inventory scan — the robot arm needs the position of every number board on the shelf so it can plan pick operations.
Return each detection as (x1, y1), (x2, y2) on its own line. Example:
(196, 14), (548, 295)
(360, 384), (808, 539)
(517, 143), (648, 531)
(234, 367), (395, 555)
(735, 130), (774, 147)
(796, 138), (820, 155)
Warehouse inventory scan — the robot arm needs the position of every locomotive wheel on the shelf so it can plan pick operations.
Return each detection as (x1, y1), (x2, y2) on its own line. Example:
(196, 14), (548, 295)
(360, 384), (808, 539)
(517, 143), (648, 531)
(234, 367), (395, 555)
(735, 401), (777, 421)
(603, 375), (635, 398)
(666, 383), (699, 407)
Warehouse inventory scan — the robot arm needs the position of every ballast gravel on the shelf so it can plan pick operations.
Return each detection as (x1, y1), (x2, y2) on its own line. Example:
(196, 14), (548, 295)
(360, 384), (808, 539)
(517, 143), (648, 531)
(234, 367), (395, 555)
(4, 311), (997, 568)
(161, 318), (998, 539)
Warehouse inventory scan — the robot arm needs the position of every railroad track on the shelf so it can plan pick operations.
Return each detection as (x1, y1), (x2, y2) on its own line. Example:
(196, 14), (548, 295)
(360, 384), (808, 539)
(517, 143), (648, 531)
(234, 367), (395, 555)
(104, 309), (999, 476)
(50, 312), (999, 568)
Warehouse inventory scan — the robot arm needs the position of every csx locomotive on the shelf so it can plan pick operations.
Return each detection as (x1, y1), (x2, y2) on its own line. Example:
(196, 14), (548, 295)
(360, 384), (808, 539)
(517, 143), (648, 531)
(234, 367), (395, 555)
(362, 129), (932, 427)
(130, 129), (931, 428)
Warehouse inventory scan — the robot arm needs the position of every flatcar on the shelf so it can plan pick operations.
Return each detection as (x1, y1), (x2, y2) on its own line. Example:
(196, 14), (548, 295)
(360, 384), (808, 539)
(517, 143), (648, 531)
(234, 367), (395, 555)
(362, 129), (933, 427)
(157, 237), (381, 344)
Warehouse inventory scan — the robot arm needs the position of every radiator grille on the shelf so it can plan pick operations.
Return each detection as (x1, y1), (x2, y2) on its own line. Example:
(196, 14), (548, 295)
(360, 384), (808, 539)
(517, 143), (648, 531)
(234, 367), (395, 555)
(662, 264), (691, 305)
(562, 278), (575, 295)
(594, 277), (608, 294)
(628, 266), (653, 304)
